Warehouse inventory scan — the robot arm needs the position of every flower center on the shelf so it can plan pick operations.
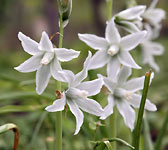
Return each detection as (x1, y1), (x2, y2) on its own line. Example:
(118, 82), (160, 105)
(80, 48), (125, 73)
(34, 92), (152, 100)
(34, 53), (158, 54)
(66, 88), (89, 99)
(41, 52), (54, 65)
(107, 45), (119, 56)
(114, 88), (132, 101)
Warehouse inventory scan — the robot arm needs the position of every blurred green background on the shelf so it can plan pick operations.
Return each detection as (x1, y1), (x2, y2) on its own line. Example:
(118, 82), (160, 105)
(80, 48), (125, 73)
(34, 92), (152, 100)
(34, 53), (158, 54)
(0, 0), (167, 150)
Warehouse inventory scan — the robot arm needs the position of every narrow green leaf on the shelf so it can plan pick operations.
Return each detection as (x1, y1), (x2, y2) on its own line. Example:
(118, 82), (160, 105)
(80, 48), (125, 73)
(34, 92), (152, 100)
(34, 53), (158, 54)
(154, 111), (168, 150)
(91, 138), (135, 149)
(0, 91), (55, 101)
(134, 70), (152, 150)
(0, 104), (49, 114)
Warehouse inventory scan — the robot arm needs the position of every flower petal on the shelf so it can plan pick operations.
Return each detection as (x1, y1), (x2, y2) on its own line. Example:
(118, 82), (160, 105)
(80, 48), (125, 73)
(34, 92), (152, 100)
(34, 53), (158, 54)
(116, 5), (146, 20)
(100, 95), (115, 120)
(55, 48), (80, 62)
(38, 32), (53, 52)
(118, 51), (141, 69)
(116, 101), (135, 131)
(75, 98), (103, 116)
(128, 94), (157, 111)
(18, 32), (42, 55)
(123, 76), (145, 92)
(14, 55), (42, 72)
(67, 100), (84, 135)
(105, 18), (121, 44)
(123, 73), (154, 92)
(50, 57), (63, 80)
(141, 42), (161, 72)
(36, 65), (51, 95)
(78, 33), (108, 50)
(143, 9), (166, 26)
(57, 70), (75, 85)
(88, 50), (109, 70)
(72, 51), (92, 87)
(45, 92), (66, 112)
(117, 66), (132, 85)
(120, 31), (147, 51)
(148, 0), (158, 9)
(101, 76), (116, 93)
(107, 58), (120, 80)
(117, 21), (141, 33)
(76, 78), (103, 96)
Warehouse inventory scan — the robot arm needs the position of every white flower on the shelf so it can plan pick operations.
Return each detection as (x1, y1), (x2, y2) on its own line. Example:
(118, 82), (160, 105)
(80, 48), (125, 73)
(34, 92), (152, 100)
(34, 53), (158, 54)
(46, 52), (104, 135)
(99, 66), (157, 131)
(15, 31), (80, 95)
(141, 24), (164, 72)
(114, 5), (146, 33)
(78, 18), (147, 78)
(142, 0), (166, 35)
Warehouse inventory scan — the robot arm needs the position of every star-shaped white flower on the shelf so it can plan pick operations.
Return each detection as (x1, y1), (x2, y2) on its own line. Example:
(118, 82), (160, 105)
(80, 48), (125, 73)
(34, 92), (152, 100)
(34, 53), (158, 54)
(15, 31), (80, 94)
(142, 0), (166, 36)
(141, 24), (164, 72)
(78, 18), (147, 78)
(114, 5), (146, 33)
(46, 52), (104, 135)
(99, 66), (157, 131)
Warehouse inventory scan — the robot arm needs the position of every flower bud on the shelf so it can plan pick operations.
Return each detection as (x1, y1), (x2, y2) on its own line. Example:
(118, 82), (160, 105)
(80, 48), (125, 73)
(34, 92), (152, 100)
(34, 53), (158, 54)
(58, 0), (72, 28)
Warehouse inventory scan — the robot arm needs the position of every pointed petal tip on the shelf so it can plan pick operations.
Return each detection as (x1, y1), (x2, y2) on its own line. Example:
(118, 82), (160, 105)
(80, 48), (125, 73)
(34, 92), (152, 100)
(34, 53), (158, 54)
(14, 66), (19, 71)
(42, 31), (47, 35)
(45, 106), (55, 112)
(74, 130), (79, 135)
(136, 65), (142, 69)
(146, 104), (157, 112)
(18, 32), (24, 40)
(36, 88), (43, 95)
(100, 116), (106, 120)
(88, 51), (92, 57)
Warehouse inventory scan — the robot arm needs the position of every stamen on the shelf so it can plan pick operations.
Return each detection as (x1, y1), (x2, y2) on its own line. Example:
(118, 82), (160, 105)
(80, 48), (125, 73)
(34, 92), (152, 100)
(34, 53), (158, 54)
(41, 52), (54, 65)
(107, 45), (119, 56)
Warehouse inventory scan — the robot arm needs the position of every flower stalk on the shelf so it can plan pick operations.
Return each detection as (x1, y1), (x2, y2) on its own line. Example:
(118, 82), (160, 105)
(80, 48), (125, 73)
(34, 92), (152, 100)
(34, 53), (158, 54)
(107, 0), (113, 21)
(109, 106), (117, 150)
(55, 1), (64, 149)
(107, 1), (117, 150)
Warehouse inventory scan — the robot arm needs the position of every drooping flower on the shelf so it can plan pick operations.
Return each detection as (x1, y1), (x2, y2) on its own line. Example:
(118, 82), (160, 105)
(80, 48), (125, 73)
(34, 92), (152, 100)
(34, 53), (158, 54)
(78, 18), (147, 78)
(99, 66), (157, 131)
(15, 31), (80, 94)
(141, 24), (164, 72)
(114, 5), (146, 33)
(142, 0), (166, 38)
(46, 52), (104, 135)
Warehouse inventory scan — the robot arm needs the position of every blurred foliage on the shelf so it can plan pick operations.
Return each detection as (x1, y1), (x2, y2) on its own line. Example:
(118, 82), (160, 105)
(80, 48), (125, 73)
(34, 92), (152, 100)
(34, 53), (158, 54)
(0, 0), (168, 150)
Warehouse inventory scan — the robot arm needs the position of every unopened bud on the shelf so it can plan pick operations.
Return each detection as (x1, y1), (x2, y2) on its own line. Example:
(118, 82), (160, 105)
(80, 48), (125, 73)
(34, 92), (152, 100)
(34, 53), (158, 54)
(58, 0), (72, 28)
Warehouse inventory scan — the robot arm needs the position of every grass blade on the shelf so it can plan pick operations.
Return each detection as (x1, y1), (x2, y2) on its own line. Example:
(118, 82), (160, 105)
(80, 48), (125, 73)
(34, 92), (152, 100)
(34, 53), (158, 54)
(134, 70), (152, 150)
(0, 104), (49, 114)
(92, 138), (135, 149)
(154, 111), (168, 150)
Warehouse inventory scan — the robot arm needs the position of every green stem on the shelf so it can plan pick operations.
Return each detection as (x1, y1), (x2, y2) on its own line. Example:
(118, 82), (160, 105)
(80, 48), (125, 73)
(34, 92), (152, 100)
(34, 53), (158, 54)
(134, 70), (152, 150)
(107, 0), (113, 21)
(154, 111), (168, 150)
(109, 107), (117, 150)
(55, 1), (64, 149)
(107, 1), (117, 149)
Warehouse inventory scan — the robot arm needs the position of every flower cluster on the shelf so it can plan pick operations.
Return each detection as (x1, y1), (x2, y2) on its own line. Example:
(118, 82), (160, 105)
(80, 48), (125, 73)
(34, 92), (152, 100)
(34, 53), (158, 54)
(15, 0), (165, 134)
(114, 0), (165, 72)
